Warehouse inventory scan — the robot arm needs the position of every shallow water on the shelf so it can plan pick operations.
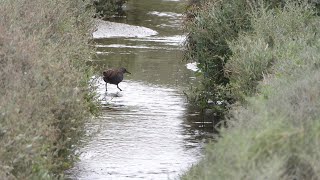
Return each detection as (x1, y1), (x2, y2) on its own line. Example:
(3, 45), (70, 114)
(67, 0), (213, 179)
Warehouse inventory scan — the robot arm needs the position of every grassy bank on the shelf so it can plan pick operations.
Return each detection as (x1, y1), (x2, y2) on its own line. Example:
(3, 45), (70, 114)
(183, 0), (320, 179)
(0, 0), (97, 179)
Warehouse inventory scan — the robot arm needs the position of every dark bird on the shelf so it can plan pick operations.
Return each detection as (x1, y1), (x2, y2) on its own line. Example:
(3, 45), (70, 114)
(103, 67), (131, 91)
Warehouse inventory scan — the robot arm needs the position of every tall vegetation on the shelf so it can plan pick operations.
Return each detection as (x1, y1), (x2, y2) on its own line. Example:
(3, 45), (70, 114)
(183, 0), (320, 179)
(185, 0), (319, 112)
(0, 0), (97, 179)
(185, 0), (256, 119)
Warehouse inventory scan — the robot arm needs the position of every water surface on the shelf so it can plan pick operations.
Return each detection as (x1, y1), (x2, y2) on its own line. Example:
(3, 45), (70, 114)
(67, 0), (213, 179)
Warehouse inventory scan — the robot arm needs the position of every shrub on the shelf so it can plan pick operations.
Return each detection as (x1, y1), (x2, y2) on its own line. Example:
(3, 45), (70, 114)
(184, 0), (254, 117)
(0, 0), (97, 178)
(226, 0), (318, 100)
(185, 0), (252, 84)
(182, 1), (320, 179)
(184, 0), (320, 109)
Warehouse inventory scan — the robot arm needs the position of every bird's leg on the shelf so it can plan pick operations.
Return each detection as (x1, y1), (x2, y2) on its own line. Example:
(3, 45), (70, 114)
(117, 84), (122, 91)
(105, 83), (108, 91)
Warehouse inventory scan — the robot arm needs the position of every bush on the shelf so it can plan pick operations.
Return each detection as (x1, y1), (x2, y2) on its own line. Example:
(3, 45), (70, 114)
(226, 0), (318, 100)
(182, 1), (320, 179)
(184, 0), (254, 117)
(184, 0), (320, 109)
(0, 0), (97, 179)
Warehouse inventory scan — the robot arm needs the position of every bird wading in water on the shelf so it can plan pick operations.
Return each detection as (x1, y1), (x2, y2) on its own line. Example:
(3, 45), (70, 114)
(103, 67), (131, 91)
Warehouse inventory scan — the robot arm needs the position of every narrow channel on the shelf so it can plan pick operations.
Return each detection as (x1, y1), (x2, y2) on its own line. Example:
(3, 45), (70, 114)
(67, 0), (212, 179)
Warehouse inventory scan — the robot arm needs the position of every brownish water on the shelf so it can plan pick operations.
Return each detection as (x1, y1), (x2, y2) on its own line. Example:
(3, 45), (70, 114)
(67, 0), (213, 179)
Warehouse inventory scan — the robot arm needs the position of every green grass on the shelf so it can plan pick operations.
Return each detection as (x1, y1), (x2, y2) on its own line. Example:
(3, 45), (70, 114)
(0, 0), (98, 179)
(182, 1), (320, 179)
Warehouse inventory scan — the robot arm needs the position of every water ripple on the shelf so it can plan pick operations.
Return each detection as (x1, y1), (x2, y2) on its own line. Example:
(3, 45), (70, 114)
(67, 79), (203, 180)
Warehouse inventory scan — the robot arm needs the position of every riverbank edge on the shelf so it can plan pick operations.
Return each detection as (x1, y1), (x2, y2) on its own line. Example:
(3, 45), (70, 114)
(182, 0), (320, 179)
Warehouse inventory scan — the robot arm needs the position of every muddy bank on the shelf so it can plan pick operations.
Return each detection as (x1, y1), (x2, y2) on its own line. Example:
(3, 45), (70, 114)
(93, 19), (158, 38)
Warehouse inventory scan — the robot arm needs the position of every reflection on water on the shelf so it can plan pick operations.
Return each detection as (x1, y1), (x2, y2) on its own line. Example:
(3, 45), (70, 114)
(67, 0), (214, 179)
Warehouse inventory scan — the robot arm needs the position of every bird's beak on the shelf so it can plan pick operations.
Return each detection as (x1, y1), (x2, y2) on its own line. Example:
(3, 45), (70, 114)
(126, 70), (131, 74)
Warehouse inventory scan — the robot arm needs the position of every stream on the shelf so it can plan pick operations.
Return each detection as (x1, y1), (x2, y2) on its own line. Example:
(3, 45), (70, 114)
(67, 0), (213, 179)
